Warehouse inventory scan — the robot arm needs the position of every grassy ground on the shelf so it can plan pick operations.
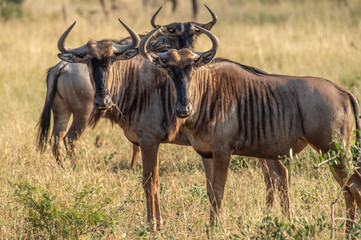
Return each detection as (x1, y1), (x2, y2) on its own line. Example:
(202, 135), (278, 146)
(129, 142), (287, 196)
(1, 0), (361, 238)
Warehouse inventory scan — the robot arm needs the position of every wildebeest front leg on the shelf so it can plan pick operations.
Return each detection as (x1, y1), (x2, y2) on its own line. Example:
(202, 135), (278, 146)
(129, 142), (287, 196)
(259, 159), (291, 218)
(130, 144), (141, 170)
(207, 149), (232, 225)
(139, 139), (162, 231)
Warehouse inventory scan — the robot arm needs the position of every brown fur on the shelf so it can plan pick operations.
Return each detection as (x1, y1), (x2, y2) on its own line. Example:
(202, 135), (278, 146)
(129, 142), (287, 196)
(85, 40), (116, 59)
(167, 49), (196, 66)
(60, 41), (290, 230)
(154, 50), (361, 232)
(36, 32), (179, 168)
(84, 46), (292, 229)
(38, 26), (291, 231)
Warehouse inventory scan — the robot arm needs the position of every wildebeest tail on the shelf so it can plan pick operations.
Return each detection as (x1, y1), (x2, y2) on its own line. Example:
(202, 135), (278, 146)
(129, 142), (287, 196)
(348, 91), (361, 172)
(36, 62), (67, 153)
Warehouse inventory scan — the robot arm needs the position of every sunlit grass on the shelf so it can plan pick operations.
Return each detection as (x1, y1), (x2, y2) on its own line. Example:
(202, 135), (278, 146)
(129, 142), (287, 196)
(1, 0), (361, 238)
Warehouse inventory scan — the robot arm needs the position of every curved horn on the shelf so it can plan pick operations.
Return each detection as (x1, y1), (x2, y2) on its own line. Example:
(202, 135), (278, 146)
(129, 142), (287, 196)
(112, 19), (141, 53)
(139, 26), (161, 62)
(151, 6), (162, 28)
(204, 5), (217, 27)
(193, 25), (219, 57)
(192, 4), (217, 30)
(57, 21), (87, 55)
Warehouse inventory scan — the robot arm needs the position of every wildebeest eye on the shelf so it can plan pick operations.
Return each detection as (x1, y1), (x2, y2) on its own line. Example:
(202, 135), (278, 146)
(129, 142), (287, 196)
(77, 54), (85, 58)
(168, 28), (175, 33)
(157, 57), (167, 65)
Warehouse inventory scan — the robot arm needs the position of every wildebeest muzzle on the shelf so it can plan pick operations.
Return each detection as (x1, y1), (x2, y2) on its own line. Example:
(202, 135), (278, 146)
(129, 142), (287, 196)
(94, 93), (112, 110)
(176, 101), (192, 118)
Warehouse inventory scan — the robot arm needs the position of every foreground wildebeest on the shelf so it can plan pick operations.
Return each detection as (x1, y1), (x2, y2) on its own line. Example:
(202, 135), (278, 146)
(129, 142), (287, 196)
(152, 6), (291, 217)
(139, 25), (361, 231)
(36, 5), (217, 169)
(56, 20), (294, 230)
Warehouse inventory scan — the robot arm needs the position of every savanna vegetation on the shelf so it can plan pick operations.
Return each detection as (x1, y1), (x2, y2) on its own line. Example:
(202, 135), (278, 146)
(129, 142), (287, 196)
(1, 0), (361, 238)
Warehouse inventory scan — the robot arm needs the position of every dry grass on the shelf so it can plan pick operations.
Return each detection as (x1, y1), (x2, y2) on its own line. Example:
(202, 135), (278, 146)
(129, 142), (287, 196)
(1, 0), (361, 239)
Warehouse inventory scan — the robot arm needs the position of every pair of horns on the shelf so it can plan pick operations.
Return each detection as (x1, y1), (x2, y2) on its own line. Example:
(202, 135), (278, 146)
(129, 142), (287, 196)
(57, 19), (140, 55)
(58, 5), (218, 59)
(151, 4), (217, 29)
(139, 24), (219, 64)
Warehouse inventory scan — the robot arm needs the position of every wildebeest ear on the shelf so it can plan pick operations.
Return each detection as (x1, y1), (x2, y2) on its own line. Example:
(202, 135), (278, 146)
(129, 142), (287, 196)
(115, 48), (139, 60)
(200, 23), (214, 31)
(194, 50), (216, 68)
(57, 53), (86, 63)
(144, 52), (164, 67)
(194, 23), (213, 37)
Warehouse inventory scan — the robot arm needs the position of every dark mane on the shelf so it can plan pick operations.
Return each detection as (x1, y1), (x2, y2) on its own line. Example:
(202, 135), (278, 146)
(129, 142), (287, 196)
(211, 57), (269, 76)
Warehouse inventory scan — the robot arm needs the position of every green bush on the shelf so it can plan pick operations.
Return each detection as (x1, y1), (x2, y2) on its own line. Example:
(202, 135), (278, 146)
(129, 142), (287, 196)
(251, 215), (330, 239)
(347, 219), (361, 239)
(0, 0), (24, 20)
(10, 182), (117, 239)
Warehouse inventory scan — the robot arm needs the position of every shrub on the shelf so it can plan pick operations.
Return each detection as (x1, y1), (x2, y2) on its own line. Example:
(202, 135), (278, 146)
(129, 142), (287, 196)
(10, 181), (117, 239)
(0, 0), (25, 20)
(250, 215), (330, 239)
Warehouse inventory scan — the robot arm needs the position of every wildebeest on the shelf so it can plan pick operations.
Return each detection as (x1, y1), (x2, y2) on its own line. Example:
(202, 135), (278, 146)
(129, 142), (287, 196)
(55, 20), (295, 230)
(149, 5), (217, 49)
(57, 21), (191, 231)
(36, 5), (217, 169)
(36, 21), (140, 169)
(139, 25), (361, 231)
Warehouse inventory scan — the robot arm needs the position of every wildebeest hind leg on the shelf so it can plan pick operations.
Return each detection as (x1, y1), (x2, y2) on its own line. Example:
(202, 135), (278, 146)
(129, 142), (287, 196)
(329, 162), (358, 231)
(343, 171), (361, 231)
(51, 97), (71, 168)
(259, 159), (276, 210)
(259, 159), (291, 218)
(130, 144), (141, 170)
(64, 116), (88, 169)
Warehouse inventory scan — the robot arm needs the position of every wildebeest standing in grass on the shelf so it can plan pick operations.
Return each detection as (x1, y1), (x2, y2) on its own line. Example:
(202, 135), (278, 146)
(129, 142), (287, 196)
(56, 21), (193, 231)
(36, 5), (218, 169)
(148, 7), (292, 217)
(55, 20), (293, 230)
(36, 23), (141, 169)
(139, 25), (361, 232)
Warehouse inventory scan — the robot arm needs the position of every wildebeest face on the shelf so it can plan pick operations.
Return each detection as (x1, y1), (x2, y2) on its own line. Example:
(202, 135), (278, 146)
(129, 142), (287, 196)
(160, 22), (197, 49)
(156, 49), (198, 118)
(139, 26), (219, 118)
(57, 20), (140, 110)
(84, 41), (139, 110)
(151, 5), (217, 50)
(85, 44), (115, 110)
(158, 22), (204, 50)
